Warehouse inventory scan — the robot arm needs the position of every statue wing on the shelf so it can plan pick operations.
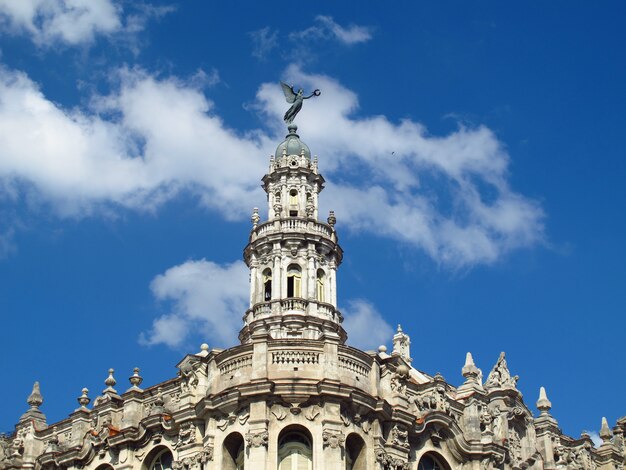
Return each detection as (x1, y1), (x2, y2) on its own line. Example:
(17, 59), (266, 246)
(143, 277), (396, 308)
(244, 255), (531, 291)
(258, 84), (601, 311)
(280, 81), (297, 104)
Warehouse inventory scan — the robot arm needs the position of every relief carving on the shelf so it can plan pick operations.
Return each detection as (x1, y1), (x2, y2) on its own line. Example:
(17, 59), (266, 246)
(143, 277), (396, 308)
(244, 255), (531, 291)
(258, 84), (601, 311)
(322, 430), (345, 449)
(245, 431), (268, 448)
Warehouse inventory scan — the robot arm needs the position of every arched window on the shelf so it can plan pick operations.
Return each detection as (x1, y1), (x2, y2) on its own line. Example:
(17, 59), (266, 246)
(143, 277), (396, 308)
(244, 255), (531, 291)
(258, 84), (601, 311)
(222, 433), (245, 470)
(149, 449), (173, 470)
(287, 265), (302, 298)
(289, 189), (298, 206)
(345, 434), (366, 470)
(289, 189), (299, 217)
(418, 454), (448, 470)
(263, 268), (272, 301)
(316, 269), (325, 302)
(278, 426), (312, 470)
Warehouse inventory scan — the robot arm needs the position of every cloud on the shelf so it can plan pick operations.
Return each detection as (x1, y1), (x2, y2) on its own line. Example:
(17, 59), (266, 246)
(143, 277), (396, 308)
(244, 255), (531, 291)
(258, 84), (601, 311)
(140, 259), (249, 348)
(587, 431), (602, 448)
(256, 66), (545, 267)
(140, 258), (394, 350)
(289, 15), (373, 45)
(0, 65), (268, 218)
(342, 300), (394, 350)
(0, 0), (173, 47)
(0, 63), (543, 267)
(250, 26), (279, 60)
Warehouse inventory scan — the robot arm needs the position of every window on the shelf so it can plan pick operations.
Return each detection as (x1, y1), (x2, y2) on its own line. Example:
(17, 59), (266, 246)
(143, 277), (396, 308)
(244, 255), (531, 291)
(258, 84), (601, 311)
(316, 269), (325, 302)
(289, 189), (298, 206)
(223, 433), (245, 470)
(289, 189), (299, 217)
(345, 434), (366, 470)
(150, 450), (173, 470)
(287, 265), (302, 298)
(263, 269), (272, 301)
(278, 430), (312, 470)
(418, 455), (445, 470)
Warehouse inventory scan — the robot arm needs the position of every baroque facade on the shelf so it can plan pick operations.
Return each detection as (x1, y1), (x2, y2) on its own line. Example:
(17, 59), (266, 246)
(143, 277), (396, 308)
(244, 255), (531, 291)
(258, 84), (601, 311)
(2, 124), (625, 470)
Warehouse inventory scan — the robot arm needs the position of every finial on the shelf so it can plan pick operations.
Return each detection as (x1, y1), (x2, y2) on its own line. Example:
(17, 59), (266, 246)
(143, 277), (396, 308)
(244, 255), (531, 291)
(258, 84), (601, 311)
(103, 368), (117, 394)
(397, 324), (402, 332)
(27, 381), (43, 409)
(128, 367), (143, 391)
(77, 387), (90, 410)
(198, 343), (210, 357)
(434, 372), (445, 382)
(600, 417), (612, 443)
(378, 345), (387, 353)
(327, 210), (336, 227)
(251, 207), (260, 227)
(462, 352), (481, 381)
(536, 386), (552, 414)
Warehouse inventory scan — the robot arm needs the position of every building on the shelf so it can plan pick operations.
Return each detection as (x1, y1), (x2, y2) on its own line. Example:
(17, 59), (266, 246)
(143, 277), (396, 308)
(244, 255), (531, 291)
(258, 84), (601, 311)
(1, 124), (624, 470)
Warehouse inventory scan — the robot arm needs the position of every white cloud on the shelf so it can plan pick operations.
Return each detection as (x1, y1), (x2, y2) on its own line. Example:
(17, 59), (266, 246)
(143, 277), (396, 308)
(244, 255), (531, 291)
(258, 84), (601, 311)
(342, 300), (394, 350)
(140, 259), (249, 348)
(256, 66), (545, 267)
(0, 0), (173, 47)
(289, 15), (373, 45)
(0, 65), (268, 218)
(0, 0), (121, 45)
(315, 15), (373, 45)
(0, 62), (543, 267)
(250, 26), (279, 60)
(587, 431), (602, 448)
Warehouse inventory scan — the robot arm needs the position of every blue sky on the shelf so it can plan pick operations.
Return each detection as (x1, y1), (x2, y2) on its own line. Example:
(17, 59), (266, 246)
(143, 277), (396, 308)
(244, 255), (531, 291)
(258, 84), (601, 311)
(0, 1), (624, 440)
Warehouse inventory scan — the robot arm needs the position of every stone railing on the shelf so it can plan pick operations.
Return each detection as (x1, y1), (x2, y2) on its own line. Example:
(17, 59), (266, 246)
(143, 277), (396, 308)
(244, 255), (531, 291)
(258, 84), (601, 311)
(271, 349), (321, 365)
(338, 345), (373, 377)
(251, 301), (272, 317)
(254, 218), (333, 239)
(281, 297), (308, 312)
(216, 345), (254, 375)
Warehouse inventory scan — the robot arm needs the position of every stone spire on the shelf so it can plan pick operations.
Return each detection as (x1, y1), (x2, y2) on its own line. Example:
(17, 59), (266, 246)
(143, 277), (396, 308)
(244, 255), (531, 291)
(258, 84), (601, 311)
(392, 324), (412, 363)
(457, 352), (483, 395)
(20, 381), (46, 424)
(536, 386), (552, 416)
(600, 417), (613, 444)
(240, 124), (345, 344)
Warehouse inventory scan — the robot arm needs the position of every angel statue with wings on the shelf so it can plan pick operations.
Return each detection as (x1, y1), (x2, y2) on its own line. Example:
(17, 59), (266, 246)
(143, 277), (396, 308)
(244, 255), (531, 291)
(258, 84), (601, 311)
(280, 81), (321, 125)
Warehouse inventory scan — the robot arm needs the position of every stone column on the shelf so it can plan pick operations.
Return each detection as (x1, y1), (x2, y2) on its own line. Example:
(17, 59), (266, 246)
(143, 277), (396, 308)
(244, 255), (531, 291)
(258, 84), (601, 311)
(245, 402), (269, 470)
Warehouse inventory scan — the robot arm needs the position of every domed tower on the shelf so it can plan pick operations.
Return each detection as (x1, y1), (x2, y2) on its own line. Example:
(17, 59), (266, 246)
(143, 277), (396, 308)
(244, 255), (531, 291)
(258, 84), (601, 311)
(240, 124), (345, 344)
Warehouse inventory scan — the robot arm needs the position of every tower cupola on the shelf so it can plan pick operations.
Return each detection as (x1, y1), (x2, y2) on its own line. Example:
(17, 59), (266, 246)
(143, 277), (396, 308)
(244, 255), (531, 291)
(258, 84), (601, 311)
(275, 124), (311, 160)
(240, 124), (345, 344)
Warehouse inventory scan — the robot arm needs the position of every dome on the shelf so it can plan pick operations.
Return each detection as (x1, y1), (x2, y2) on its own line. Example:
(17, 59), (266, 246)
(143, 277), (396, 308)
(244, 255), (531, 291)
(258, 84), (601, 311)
(275, 124), (311, 159)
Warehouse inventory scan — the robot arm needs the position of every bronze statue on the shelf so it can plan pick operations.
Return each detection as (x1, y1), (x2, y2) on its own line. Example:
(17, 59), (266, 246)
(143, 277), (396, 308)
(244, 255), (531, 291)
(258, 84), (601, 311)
(280, 82), (320, 125)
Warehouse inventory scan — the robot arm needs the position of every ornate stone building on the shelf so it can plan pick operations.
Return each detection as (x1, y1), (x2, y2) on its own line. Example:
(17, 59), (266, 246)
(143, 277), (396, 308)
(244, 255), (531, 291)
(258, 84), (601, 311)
(1, 125), (624, 470)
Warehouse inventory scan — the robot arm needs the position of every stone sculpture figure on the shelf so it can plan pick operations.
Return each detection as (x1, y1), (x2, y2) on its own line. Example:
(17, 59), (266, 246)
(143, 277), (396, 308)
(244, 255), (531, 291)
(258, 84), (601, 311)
(280, 82), (321, 124)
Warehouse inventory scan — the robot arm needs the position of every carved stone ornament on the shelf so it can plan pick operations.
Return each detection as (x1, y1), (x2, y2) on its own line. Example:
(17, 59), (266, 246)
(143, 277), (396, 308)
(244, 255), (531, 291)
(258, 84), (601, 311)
(416, 385), (450, 414)
(507, 427), (523, 468)
(195, 445), (214, 464)
(304, 404), (321, 422)
(485, 352), (519, 389)
(322, 430), (345, 449)
(271, 404), (287, 421)
(390, 424), (410, 449)
(174, 422), (195, 449)
(238, 407), (250, 425)
(375, 446), (411, 470)
(390, 372), (408, 396)
(245, 430), (269, 448)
